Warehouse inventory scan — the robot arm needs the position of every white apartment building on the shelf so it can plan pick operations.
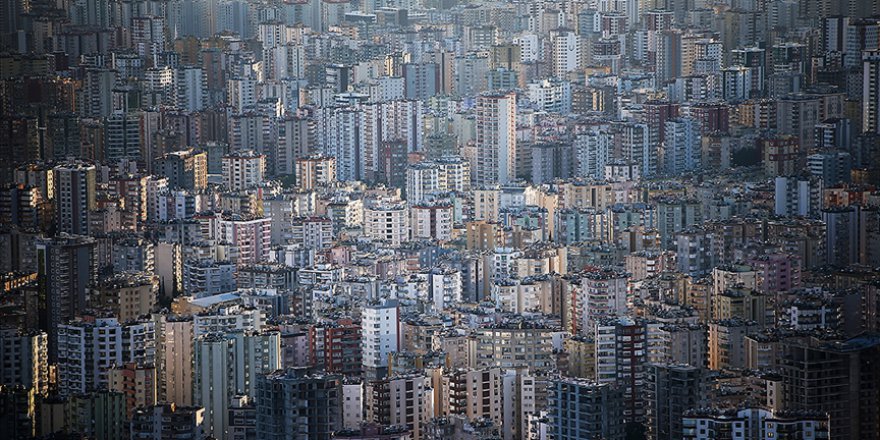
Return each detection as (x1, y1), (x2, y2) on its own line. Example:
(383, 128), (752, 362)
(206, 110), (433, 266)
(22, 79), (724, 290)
(290, 216), (333, 249)
(193, 331), (281, 438)
(662, 117), (702, 175)
(436, 156), (471, 192)
(278, 116), (313, 176)
(474, 188), (501, 221)
(183, 260), (237, 297)
(515, 33), (541, 63)
(377, 99), (424, 153)
(217, 214), (272, 265)
(475, 92), (517, 186)
(574, 126), (613, 180)
(342, 381), (364, 430)
(327, 198), (364, 232)
(617, 122), (654, 178)
(527, 79), (572, 114)
(682, 408), (829, 440)
(550, 29), (580, 77)
(193, 305), (265, 336)
(492, 247), (522, 279)
(361, 299), (400, 379)
(406, 162), (442, 204)
(320, 106), (366, 182)
(773, 176), (822, 216)
(492, 278), (545, 314)
(227, 77), (258, 113)
(176, 66), (207, 111)
(865, 51), (880, 134)
(144, 67), (176, 105)
(363, 198), (409, 247)
(56, 318), (157, 396)
(427, 267), (462, 311)
(222, 151), (266, 191)
(406, 157), (471, 204)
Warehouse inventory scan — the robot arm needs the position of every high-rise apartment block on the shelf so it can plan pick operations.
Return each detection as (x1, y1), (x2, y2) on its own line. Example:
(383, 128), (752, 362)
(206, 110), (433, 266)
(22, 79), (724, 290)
(474, 92), (517, 186)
